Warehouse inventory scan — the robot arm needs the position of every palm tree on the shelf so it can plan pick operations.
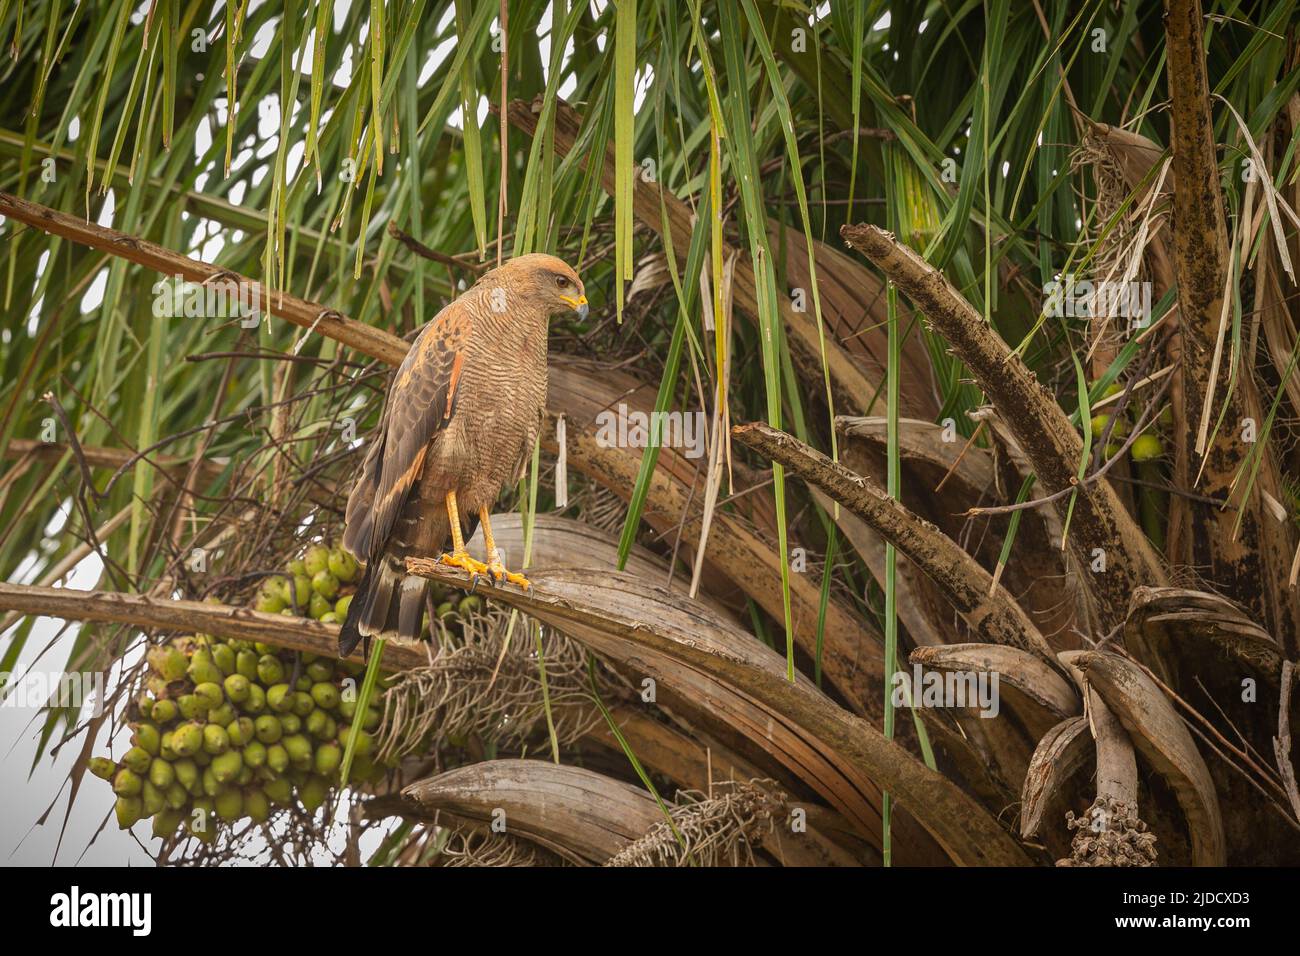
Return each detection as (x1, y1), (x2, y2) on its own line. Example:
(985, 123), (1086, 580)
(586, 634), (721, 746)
(1, 0), (1297, 866)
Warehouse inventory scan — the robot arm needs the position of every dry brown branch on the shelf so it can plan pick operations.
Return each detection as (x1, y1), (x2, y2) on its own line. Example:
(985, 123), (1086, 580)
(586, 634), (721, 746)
(0, 191), (409, 367)
(840, 223), (1167, 634)
(732, 420), (1056, 662)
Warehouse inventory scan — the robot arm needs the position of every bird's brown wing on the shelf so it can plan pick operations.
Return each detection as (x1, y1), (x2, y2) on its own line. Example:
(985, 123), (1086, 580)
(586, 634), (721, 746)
(342, 305), (470, 562)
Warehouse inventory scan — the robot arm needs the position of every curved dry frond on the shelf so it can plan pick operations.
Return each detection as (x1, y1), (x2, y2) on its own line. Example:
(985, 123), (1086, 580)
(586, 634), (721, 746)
(1068, 650), (1226, 866)
(910, 643), (1080, 738)
(1020, 716), (1091, 840)
(403, 760), (663, 865)
(407, 560), (1033, 866)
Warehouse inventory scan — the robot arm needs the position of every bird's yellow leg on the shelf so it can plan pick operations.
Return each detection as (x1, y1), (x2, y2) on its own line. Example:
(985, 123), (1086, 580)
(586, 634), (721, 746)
(437, 490), (490, 578)
(480, 507), (531, 589)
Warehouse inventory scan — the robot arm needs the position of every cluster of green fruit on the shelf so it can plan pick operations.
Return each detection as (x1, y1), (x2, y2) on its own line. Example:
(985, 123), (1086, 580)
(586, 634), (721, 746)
(253, 542), (358, 623)
(90, 631), (389, 842)
(1088, 383), (1168, 462)
(256, 540), (483, 637)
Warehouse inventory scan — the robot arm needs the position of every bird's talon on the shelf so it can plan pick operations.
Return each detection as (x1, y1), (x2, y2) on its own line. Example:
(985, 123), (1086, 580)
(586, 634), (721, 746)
(486, 560), (531, 590)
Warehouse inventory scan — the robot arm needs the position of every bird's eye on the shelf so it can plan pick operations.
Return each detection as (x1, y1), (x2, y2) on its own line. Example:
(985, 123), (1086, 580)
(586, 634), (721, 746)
(555, 275), (570, 288)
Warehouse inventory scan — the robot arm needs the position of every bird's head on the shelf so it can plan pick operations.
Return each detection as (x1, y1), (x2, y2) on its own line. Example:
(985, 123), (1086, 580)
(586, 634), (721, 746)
(489, 253), (588, 320)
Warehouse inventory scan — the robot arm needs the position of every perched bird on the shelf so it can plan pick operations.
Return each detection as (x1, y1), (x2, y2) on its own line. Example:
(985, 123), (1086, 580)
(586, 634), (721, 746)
(337, 253), (588, 656)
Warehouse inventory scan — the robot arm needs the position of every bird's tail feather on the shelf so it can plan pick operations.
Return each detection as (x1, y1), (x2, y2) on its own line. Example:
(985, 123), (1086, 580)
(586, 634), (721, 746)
(337, 554), (427, 657)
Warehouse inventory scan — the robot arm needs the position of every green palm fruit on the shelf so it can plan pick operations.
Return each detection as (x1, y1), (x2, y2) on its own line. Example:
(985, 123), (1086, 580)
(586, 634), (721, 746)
(148, 644), (189, 681)
(310, 682), (340, 710)
(279, 713), (302, 736)
(339, 726), (373, 758)
(202, 767), (222, 797)
(115, 796), (144, 829)
(211, 643), (235, 675)
(263, 777), (293, 805)
(311, 570), (340, 601)
(172, 722), (203, 758)
(328, 547), (359, 583)
(235, 650), (259, 681)
(227, 716), (254, 747)
(305, 709), (329, 738)
(136, 696), (154, 720)
(319, 715), (338, 741)
(287, 557), (307, 576)
(338, 697), (357, 720)
(257, 655), (285, 686)
(193, 682), (223, 710)
(150, 699), (177, 724)
(254, 583), (286, 614)
(295, 676), (312, 692)
(283, 734), (313, 769)
(266, 683), (293, 713)
(172, 758), (199, 793)
(202, 724), (229, 755)
(242, 683), (266, 714)
(435, 601), (454, 620)
(361, 706), (381, 732)
(176, 694), (205, 720)
(293, 691), (315, 717)
(145, 675), (170, 699)
(141, 780), (165, 816)
(122, 746), (152, 775)
(306, 660), (334, 683)
(243, 740), (267, 768)
(207, 703), (236, 727)
(237, 765), (253, 786)
(291, 575), (313, 607)
(165, 782), (188, 810)
(152, 808), (183, 838)
(244, 787), (271, 823)
(223, 674), (251, 704)
(266, 744), (290, 774)
(191, 749), (211, 768)
(314, 742), (342, 776)
(149, 758), (175, 789)
(160, 731), (178, 762)
(308, 591), (332, 619)
(333, 594), (353, 619)
(298, 775), (329, 814)
(187, 659), (224, 686)
(113, 768), (143, 796)
(210, 749), (244, 785)
(318, 612), (339, 624)
(253, 642), (273, 655)
(214, 789), (243, 821)
(457, 595), (482, 617)
(303, 545), (330, 576)
(1130, 433), (1164, 462)
(254, 714), (283, 744)
(89, 757), (117, 780)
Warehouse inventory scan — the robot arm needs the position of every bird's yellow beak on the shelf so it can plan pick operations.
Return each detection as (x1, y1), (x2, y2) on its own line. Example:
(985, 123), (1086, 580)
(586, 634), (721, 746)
(561, 293), (589, 320)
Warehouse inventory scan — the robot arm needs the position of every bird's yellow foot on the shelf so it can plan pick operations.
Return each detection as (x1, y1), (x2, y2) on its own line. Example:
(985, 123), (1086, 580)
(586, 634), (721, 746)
(486, 556), (531, 590)
(437, 549), (491, 580)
